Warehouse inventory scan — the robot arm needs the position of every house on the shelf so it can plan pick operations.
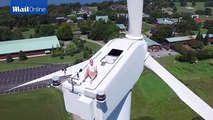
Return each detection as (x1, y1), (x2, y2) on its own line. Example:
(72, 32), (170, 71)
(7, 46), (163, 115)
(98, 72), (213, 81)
(194, 18), (204, 24)
(191, 14), (199, 19)
(81, 6), (93, 17)
(161, 8), (173, 15)
(110, 4), (126, 11)
(77, 17), (84, 22)
(96, 15), (109, 22)
(165, 34), (213, 47)
(183, 12), (199, 19)
(0, 36), (60, 60)
(56, 16), (67, 24)
(116, 24), (126, 33)
(143, 13), (150, 18)
(144, 36), (162, 52)
(156, 18), (177, 25)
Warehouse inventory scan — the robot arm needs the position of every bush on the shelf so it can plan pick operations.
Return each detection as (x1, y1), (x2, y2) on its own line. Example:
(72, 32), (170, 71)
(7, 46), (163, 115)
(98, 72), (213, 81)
(6, 54), (14, 63)
(209, 61), (213, 66)
(176, 51), (197, 63)
(60, 41), (64, 47)
(170, 44), (187, 55)
(190, 40), (203, 49)
(19, 51), (28, 61)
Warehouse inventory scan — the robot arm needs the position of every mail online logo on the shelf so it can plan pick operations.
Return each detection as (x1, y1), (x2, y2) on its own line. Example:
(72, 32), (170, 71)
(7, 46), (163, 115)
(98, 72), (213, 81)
(10, 0), (48, 15)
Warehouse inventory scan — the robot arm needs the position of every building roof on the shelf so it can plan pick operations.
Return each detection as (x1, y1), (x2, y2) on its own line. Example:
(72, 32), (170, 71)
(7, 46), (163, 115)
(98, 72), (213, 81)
(116, 24), (126, 29)
(194, 18), (204, 23)
(143, 36), (160, 46)
(56, 17), (65, 20)
(77, 17), (84, 20)
(0, 36), (60, 55)
(166, 34), (213, 43)
(96, 15), (109, 22)
(156, 18), (177, 25)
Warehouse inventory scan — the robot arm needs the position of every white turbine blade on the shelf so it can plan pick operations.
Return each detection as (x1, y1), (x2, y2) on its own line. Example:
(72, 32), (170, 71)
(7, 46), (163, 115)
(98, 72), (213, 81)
(9, 60), (89, 91)
(144, 54), (213, 120)
(9, 70), (68, 91)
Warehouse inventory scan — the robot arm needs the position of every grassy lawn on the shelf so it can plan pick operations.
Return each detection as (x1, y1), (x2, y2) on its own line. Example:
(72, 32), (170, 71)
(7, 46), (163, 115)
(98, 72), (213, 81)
(175, 2), (204, 13)
(192, 27), (208, 35)
(22, 28), (35, 39)
(175, 2), (213, 15)
(88, 6), (98, 11)
(0, 88), (70, 120)
(142, 22), (154, 33)
(84, 41), (102, 52)
(0, 41), (101, 71)
(71, 23), (80, 31)
(131, 56), (213, 120)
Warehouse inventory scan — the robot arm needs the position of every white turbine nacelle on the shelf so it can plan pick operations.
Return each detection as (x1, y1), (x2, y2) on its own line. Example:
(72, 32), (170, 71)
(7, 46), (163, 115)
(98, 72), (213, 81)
(62, 38), (147, 120)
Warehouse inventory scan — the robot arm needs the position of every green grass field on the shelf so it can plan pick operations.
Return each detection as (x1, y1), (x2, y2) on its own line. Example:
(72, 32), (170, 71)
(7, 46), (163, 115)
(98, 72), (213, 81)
(131, 56), (213, 120)
(192, 28), (208, 34)
(175, 2), (204, 13)
(22, 28), (35, 39)
(142, 22), (154, 33)
(175, 2), (213, 16)
(0, 41), (101, 71)
(0, 88), (70, 120)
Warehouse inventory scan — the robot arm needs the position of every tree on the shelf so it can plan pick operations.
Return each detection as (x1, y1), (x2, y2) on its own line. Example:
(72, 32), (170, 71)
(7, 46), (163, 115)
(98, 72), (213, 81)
(79, 20), (92, 34)
(204, 32), (209, 45)
(57, 23), (73, 40)
(65, 43), (77, 56)
(19, 50), (27, 61)
(196, 31), (204, 41)
(13, 29), (23, 39)
(180, 0), (187, 7)
(173, 7), (177, 13)
(6, 54), (14, 63)
(205, 8), (212, 16)
(35, 24), (55, 37)
(203, 20), (213, 29)
(82, 13), (88, 20)
(88, 19), (119, 42)
(151, 25), (173, 43)
(205, 1), (213, 7)
(192, 0), (196, 7)
(0, 27), (14, 41)
(176, 16), (198, 34)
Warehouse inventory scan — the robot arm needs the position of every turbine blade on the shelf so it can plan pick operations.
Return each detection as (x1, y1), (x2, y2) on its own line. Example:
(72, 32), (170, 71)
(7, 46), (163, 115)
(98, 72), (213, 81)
(9, 60), (88, 91)
(144, 54), (213, 120)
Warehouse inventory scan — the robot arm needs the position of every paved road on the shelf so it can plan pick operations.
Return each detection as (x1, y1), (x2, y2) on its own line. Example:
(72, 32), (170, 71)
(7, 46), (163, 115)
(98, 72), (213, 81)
(80, 35), (105, 47)
(149, 48), (179, 58)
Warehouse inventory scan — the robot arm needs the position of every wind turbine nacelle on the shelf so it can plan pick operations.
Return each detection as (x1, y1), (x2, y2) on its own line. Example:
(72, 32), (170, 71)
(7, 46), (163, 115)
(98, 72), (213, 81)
(62, 38), (147, 120)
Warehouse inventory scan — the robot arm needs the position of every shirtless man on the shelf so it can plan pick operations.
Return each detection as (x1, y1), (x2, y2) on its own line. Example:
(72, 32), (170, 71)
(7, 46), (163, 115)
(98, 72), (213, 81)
(83, 59), (97, 84)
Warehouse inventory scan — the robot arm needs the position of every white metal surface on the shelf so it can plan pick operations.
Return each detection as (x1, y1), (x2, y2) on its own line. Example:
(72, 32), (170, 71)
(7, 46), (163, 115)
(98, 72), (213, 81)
(9, 60), (88, 90)
(62, 38), (147, 119)
(144, 54), (213, 120)
(125, 0), (143, 39)
(116, 91), (132, 120)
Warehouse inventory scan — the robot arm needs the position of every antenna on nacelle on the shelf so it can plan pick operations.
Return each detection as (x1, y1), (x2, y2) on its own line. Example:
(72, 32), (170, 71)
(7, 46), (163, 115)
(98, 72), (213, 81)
(125, 0), (144, 40)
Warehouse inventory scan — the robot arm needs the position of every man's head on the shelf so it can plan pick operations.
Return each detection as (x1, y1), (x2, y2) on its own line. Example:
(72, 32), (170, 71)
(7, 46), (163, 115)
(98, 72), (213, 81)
(89, 59), (94, 66)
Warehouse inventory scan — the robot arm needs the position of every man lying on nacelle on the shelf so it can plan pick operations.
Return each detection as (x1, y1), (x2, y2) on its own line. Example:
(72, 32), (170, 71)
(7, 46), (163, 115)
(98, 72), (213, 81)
(83, 59), (98, 84)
